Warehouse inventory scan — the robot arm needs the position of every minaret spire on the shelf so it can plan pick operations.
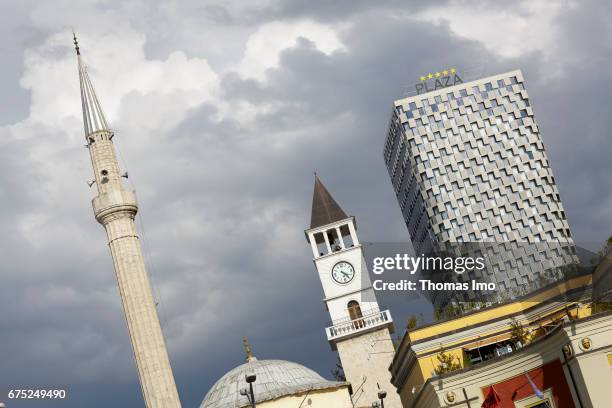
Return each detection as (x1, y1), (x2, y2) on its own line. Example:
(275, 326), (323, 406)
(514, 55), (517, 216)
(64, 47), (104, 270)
(72, 31), (80, 55)
(74, 33), (109, 138)
(74, 36), (182, 408)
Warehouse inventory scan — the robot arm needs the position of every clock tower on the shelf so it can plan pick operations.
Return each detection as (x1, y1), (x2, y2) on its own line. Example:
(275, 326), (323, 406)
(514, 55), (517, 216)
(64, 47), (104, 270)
(305, 175), (402, 408)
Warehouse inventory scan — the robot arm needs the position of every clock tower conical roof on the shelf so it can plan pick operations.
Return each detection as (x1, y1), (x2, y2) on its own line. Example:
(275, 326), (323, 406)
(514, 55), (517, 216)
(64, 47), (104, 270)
(310, 174), (349, 229)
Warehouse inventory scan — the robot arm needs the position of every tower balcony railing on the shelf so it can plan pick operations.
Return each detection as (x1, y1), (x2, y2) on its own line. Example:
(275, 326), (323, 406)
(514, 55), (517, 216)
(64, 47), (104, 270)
(326, 309), (393, 342)
(92, 188), (138, 223)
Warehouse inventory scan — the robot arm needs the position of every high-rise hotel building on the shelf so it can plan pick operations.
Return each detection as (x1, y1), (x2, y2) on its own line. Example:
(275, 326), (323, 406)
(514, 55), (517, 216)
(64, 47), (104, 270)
(383, 69), (577, 299)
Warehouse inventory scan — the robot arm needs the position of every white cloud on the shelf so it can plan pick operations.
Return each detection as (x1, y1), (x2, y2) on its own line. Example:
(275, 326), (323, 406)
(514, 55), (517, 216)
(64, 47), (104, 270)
(232, 20), (347, 81)
(17, 22), (345, 138)
(414, 0), (577, 64)
(20, 30), (220, 135)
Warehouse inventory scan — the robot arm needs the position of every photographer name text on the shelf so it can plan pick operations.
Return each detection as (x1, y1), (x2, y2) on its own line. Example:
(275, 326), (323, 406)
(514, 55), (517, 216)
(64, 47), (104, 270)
(373, 279), (496, 291)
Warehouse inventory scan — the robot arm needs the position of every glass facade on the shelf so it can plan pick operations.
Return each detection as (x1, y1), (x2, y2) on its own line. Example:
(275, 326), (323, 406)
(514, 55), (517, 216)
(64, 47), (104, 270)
(383, 70), (578, 302)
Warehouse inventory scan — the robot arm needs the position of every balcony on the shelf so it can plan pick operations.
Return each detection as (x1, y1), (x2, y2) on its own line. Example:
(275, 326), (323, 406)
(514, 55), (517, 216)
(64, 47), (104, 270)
(326, 309), (393, 343)
(92, 189), (138, 223)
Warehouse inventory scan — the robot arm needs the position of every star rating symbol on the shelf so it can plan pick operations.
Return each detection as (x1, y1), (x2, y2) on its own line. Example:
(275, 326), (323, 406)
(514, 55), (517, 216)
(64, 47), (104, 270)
(420, 68), (458, 82)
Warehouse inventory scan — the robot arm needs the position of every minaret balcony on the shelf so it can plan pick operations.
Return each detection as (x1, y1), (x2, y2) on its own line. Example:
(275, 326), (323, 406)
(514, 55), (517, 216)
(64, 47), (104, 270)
(325, 309), (394, 344)
(92, 189), (139, 223)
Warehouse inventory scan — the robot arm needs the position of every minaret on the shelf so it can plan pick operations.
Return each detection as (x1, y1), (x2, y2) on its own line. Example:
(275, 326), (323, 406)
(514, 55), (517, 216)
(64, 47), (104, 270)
(73, 34), (182, 408)
(305, 175), (402, 408)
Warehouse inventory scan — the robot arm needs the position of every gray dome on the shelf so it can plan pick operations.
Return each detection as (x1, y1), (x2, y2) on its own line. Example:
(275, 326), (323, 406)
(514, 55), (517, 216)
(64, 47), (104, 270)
(200, 358), (345, 408)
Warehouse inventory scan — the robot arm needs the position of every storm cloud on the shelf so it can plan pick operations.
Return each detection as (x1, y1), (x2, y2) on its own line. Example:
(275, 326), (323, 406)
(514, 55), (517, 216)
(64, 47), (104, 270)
(0, 1), (610, 407)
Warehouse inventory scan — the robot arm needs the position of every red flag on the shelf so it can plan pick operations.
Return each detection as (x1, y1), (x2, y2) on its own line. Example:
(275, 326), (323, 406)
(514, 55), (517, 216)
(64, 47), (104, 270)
(482, 386), (502, 408)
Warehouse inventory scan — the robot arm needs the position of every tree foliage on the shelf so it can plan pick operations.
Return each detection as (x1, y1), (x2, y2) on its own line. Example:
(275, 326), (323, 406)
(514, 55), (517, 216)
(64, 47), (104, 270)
(406, 313), (424, 329)
(331, 356), (346, 381)
(509, 318), (531, 347)
(433, 346), (462, 375)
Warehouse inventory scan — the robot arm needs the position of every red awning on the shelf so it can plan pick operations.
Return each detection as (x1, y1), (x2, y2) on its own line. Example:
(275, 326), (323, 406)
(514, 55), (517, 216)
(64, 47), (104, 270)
(482, 386), (502, 408)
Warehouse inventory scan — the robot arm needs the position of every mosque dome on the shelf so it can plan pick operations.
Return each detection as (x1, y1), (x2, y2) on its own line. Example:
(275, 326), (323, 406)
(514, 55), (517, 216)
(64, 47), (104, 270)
(200, 357), (346, 408)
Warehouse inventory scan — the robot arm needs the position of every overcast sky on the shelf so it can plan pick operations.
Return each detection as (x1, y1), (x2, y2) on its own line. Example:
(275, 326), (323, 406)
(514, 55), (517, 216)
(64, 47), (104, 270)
(1, 1), (611, 407)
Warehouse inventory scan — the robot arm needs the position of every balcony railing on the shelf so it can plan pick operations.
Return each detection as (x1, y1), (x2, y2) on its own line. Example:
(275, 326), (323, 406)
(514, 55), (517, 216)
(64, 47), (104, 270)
(326, 309), (393, 341)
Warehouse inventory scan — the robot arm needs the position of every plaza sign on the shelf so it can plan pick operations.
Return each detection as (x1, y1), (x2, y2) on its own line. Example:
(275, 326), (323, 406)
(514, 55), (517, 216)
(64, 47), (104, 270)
(415, 68), (463, 95)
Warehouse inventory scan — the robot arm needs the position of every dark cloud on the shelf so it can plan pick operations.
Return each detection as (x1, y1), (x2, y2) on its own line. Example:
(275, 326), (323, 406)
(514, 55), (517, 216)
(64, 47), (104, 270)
(0, 2), (610, 408)
(252, 0), (442, 23)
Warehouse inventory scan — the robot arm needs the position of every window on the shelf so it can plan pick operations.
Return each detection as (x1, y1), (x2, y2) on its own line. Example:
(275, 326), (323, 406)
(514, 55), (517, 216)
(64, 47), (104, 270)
(347, 301), (365, 329)
(526, 402), (553, 408)
(313, 232), (327, 256)
(514, 388), (556, 408)
(347, 301), (362, 319)
(340, 224), (354, 247)
(326, 229), (342, 252)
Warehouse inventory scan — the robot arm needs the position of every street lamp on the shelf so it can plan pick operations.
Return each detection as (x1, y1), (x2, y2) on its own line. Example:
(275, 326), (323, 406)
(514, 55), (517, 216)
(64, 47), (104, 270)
(378, 390), (387, 408)
(240, 372), (257, 408)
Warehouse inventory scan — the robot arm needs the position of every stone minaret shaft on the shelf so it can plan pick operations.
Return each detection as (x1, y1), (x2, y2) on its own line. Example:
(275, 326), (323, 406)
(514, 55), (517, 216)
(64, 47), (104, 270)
(74, 35), (182, 408)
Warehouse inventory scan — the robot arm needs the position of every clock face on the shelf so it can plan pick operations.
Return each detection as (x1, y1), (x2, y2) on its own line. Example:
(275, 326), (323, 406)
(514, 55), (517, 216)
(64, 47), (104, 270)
(331, 261), (355, 285)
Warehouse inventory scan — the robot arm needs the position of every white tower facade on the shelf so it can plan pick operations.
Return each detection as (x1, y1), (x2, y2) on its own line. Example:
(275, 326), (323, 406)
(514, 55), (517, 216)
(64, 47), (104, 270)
(305, 176), (402, 408)
(74, 36), (182, 408)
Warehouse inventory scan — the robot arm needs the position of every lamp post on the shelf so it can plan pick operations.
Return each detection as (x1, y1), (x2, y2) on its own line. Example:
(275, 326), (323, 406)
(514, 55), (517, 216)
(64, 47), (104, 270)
(378, 390), (387, 408)
(240, 373), (257, 408)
